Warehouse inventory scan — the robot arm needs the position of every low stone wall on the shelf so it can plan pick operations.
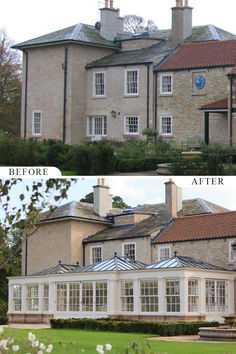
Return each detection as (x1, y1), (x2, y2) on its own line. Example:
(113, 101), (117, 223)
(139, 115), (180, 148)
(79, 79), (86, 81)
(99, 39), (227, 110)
(7, 313), (53, 324)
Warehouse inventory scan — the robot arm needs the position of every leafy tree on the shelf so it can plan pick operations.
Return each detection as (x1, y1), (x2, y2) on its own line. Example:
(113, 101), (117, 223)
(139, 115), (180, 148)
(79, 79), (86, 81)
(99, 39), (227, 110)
(112, 196), (131, 209)
(80, 193), (131, 209)
(123, 15), (158, 34)
(0, 179), (76, 271)
(80, 192), (93, 204)
(0, 30), (21, 136)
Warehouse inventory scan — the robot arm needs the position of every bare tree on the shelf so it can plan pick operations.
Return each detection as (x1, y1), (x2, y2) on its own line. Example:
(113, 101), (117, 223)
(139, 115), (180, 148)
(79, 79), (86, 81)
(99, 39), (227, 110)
(123, 15), (158, 34)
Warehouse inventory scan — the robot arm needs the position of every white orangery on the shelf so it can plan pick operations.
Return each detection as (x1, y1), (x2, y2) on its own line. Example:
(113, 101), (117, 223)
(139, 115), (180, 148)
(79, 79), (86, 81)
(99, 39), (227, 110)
(8, 253), (235, 324)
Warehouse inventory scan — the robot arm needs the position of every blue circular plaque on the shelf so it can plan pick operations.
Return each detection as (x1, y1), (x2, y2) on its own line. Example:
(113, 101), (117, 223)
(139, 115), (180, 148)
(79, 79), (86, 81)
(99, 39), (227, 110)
(194, 75), (205, 89)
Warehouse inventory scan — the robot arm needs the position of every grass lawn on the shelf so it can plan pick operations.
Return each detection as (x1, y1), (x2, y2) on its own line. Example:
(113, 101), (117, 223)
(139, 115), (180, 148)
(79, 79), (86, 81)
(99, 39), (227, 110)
(3, 328), (236, 353)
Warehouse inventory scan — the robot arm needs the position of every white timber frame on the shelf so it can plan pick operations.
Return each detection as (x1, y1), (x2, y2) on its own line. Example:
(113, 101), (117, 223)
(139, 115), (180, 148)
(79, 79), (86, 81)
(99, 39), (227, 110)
(8, 268), (235, 323)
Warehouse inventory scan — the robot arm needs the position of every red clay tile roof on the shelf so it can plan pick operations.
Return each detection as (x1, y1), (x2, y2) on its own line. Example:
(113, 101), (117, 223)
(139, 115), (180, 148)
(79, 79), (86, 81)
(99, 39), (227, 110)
(153, 211), (236, 244)
(157, 40), (236, 71)
(200, 98), (228, 111)
(228, 66), (236, 75)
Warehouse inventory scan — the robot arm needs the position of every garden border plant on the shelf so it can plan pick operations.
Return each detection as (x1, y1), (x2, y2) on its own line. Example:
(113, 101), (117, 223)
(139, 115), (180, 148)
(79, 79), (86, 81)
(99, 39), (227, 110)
(50, 318), (219, 336)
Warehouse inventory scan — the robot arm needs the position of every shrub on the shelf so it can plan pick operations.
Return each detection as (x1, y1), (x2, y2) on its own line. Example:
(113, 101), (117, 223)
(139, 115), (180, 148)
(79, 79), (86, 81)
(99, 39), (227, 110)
(0, 301), (8, 325)
(50, 318), (219, 336)
(201, 143), (235, 175)
(73, 140), (115, 175)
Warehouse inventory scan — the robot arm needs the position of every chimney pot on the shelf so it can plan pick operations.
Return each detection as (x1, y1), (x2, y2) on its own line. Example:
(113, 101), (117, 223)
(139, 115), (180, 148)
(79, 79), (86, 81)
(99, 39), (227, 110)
(176, 0), (183, 6)
(184, 0), (189, 6)
(97, 178), (101, 186)
(105, 0), (108, 7)
(101, 178), (105, 186)
(110, 0), (114, 9)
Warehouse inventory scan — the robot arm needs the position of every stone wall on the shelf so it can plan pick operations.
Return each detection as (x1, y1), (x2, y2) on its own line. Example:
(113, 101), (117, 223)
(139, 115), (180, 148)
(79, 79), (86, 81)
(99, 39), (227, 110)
(22, 43), (114, 144)
(112, 213), (151, 226)
(84, 237), (152, 265)
(157, 67), (231, 145)
(121, 39), (161, 51)
(85, 64), (153, 140)
(152, 237), (236, 269)
(22, 219), (108, 275)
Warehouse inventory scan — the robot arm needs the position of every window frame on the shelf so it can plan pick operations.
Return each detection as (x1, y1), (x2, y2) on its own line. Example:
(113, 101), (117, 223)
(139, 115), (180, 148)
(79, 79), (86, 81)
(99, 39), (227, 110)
(95, 281), (108, 312)
(13, 285), (22, 312)
(32, 110), (42, 136)
(122, 242), (136, 260)
(188, 279), (199, 313)
(140, 279), (158, 313)
(69, 282), (80, 312)
(82, 281), (93, 312)
(87, 116), (107, 137)
(160, 73), (173, 95)
(43, 284), (49, 312)
(93, 71), (106, 97)
(121, 280), (134, 312)
(160, 115), (173, 136)
(90, 246), (103, 264)
(165, 279), (180, 313)
(228, 240), (235, 264)
(56, 283), (67, 312)
(124, 69), (139, 96)
(26, 284), (39, 312)
(124, 116), (139, 136)
(205, 279), (227, 313)
(158, 246), (171, 261)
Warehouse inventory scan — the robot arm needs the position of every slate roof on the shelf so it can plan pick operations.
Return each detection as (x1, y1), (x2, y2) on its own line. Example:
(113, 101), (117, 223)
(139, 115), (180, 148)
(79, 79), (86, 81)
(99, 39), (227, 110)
(86, 40), (171, 68)
(116, 25), (236, 43)
(134, 198), (228, 215)
(39, 201), (115, 224)
(12, 24), (118, 50)
(83, 199), (228, 244)
(152, 211), (236, 244)
(145, 254), (228, 271)
(31, 262), (80, 276)
(200, 98), (228, 111)
(156, 39), (236, 72)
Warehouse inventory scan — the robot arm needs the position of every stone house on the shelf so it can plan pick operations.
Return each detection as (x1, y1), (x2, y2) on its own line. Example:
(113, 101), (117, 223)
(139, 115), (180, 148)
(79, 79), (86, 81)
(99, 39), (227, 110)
(8, 178), (236, 324)
(13, 0), (236, 145)
(21, 178), (229, 276)
(155, 40), (236, 145)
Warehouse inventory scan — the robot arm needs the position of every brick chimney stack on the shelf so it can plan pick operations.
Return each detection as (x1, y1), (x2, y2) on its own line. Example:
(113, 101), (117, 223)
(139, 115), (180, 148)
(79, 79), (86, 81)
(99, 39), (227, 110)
(165, 179), (183, 218)
(93, 178), (113, 217)
(171, 0), (193, 47)
(100, 0), (124, 41)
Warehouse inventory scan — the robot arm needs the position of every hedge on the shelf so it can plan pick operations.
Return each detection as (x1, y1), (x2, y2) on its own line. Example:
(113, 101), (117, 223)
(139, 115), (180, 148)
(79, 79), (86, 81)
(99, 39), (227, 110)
(0, 316), (8, 325)
(50, 318), (219, 336)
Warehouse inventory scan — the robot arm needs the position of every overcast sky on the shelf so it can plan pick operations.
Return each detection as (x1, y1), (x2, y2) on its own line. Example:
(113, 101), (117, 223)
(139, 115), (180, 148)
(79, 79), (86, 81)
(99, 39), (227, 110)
(2, 0), (236, 44)
(3, 177), (236, 217)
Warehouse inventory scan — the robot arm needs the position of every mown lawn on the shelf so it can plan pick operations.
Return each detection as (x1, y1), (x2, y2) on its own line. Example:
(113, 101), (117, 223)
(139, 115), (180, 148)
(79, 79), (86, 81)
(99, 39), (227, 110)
(2, 328), (236, 353)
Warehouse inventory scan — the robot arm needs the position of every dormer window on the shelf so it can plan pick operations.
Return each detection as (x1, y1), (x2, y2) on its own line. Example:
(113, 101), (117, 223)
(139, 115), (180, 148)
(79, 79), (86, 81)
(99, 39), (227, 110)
(160, 74), (173, 95)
